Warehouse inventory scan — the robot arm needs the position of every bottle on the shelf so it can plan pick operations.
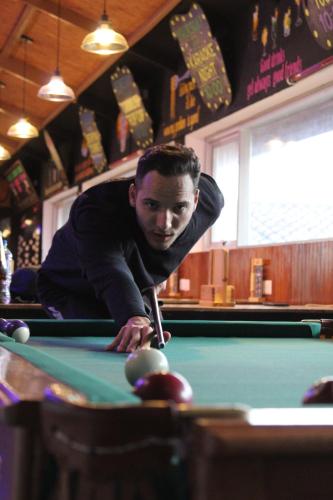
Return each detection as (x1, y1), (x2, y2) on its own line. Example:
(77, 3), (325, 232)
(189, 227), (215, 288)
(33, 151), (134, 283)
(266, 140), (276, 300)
(0, 232), (12, 304)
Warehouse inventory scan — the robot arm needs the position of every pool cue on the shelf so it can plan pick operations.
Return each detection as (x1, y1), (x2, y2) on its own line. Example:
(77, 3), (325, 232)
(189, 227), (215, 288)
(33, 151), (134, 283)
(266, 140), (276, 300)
(144, 286), (165, 349)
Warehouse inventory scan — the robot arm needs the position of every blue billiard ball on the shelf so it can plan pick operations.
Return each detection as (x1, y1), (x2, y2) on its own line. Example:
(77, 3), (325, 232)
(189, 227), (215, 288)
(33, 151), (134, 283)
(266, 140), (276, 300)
(5, 319), (30, 343)
(0, 318), (8, 333)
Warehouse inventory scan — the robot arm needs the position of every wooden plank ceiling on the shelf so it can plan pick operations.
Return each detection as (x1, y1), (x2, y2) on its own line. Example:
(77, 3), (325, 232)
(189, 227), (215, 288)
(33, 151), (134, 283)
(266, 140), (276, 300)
(0, 0), (181, 158)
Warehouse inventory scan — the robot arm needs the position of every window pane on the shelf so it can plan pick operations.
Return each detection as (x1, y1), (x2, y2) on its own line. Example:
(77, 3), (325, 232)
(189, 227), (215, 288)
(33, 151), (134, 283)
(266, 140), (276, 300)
(56, 196), (76, 229)
(249, 100), (333, 245)
(211, 140), (239, 243)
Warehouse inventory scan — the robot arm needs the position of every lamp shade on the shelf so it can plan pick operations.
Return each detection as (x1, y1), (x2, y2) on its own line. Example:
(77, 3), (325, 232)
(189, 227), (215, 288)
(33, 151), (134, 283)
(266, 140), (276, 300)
(0, 144), (11, 161)
(37, 71), (75, 102)
(81, 17), (128, 55)
(7, 117), (39, 139)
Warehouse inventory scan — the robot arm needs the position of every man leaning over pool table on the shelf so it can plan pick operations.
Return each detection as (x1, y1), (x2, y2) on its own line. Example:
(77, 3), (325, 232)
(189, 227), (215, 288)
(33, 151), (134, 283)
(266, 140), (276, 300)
(37, 143), (224, 352)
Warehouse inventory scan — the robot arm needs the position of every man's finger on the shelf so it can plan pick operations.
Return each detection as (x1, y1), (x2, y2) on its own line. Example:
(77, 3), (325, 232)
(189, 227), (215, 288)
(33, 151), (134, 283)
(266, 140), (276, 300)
(138, 325), (155, 348)
(106, 326), (126, 351)
(163, 331), (172, 343)
(117, 326), (139, 352)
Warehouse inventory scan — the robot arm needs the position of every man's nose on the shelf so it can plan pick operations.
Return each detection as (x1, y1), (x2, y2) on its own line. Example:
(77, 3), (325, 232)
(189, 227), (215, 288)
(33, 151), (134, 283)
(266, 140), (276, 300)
(156, 210), (172, 230)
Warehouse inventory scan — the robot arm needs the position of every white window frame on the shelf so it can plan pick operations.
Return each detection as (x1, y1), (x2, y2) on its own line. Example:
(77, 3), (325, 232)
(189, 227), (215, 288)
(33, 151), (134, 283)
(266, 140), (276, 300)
(42, 155), (139, 260)
(82, 153), (140, 191)
(206, 131), (241, 248)
(41, 186), (79, 261)
(185, 63), (333, 251)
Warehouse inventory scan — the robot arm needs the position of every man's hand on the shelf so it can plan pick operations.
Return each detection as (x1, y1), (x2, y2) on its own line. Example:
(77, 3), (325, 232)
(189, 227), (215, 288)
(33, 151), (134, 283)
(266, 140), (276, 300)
(106, 316), (171, 353)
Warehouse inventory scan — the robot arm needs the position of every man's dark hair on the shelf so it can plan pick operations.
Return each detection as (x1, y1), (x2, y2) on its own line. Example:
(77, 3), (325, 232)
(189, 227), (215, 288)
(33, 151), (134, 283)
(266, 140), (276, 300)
(136, 143), (201, 189)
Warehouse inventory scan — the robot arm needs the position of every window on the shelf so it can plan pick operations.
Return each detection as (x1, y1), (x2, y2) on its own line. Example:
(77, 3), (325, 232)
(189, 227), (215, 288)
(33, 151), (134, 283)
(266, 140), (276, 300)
(56, 195), (76, 229)
(197, 91), (333, 248)
(186, 64), (333, 249)
(248, 99), (333, 245)
(210, 137), (239, 245)
(41, 187), (78, 260)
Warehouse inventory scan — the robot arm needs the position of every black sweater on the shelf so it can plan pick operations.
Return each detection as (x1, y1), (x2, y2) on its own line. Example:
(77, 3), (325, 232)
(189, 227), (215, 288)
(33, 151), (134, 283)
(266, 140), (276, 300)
(39, 173), (223, 325)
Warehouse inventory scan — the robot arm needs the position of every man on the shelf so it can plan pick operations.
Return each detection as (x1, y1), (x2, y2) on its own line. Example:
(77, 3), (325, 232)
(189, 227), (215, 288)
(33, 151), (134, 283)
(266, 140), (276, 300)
(38, 144), (224, 352)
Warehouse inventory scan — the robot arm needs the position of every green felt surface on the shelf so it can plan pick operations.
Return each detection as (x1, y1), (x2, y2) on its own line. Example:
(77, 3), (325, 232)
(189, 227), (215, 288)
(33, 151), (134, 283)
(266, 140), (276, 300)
(25, 335), (333, 408)
(3, 340), (137, 404)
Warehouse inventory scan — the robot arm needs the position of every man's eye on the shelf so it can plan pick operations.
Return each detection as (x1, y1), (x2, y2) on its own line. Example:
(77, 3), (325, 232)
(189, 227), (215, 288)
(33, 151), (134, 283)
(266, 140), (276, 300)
(145, 201), (158, 209)
(175, 205), (187, 213)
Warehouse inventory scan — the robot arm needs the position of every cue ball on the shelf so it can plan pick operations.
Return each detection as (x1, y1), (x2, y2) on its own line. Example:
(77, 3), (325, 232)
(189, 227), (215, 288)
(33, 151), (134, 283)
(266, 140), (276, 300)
(125, 348), (169, 386)
(303, 376), (333, 404)
(133, 371), (193, 404)
(5, 319), (30, 343)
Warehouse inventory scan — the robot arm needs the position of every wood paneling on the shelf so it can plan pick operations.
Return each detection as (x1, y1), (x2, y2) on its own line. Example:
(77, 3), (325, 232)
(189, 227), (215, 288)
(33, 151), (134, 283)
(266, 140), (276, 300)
(228, 244), (293, 303)
(174, 241), (333, 305)
(290, 241), (333, 304)
(0, 0), (182, 156)
(178, 251), (210, 299)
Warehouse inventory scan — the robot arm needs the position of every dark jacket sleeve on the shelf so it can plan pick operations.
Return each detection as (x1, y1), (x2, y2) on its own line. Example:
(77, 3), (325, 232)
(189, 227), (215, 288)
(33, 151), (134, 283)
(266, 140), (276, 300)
(199, 173), (224, 226)
(178, 173), (224, 247)
(69, 192), (149, 327)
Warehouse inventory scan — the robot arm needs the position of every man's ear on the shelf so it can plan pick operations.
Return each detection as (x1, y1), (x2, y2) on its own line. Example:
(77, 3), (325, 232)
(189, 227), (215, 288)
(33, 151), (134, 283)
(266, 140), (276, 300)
(194, 189), (200, 209)
(128, 183), (137, 207)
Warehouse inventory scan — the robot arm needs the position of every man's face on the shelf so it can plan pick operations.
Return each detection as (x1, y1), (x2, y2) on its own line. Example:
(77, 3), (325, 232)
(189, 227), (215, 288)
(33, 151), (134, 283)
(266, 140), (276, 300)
(129, 170), (199, 250)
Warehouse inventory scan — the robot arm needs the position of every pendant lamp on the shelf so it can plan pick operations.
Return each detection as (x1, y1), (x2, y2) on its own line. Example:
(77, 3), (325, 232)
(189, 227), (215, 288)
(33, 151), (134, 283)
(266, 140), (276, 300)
(38, 0), (75, 102)
(81, 0), (128, 55)
(0, 144), (10, 161)
(7, 35), (39, 139)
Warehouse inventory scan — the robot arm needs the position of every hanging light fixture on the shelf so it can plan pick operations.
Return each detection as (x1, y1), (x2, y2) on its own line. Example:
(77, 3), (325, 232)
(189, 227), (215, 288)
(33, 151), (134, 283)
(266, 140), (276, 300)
(0, 82), (11, 161)
(0, 144), (10, 161)
(81, 0), (128, 55)
(7, 35), (39, 139)
(37, 0), (75, 102)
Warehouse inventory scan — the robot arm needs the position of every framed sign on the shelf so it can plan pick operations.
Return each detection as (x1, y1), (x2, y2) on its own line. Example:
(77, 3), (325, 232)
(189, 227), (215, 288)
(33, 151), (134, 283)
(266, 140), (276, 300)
(41, 130), (69, 199)
(170, 3), (232, 111)
(111, 66), (154, 149)
(303, 0), (333, 49)
(79, 107), (107, 175)
(4, 160), (39, 212)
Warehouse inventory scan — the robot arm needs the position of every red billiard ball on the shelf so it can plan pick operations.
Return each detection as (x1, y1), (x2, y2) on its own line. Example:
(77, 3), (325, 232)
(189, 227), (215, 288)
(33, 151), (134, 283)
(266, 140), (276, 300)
(133, 371), (193, 404)
(5, 319), (30, 343)
(303, 376), (333, 404)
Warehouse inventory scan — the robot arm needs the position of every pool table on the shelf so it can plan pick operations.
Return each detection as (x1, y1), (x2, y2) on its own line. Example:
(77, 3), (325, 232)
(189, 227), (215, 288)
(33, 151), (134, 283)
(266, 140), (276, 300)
(161, 302), (333, 321)
(2, 318), (333, 500)
(0, 303), (48, 319)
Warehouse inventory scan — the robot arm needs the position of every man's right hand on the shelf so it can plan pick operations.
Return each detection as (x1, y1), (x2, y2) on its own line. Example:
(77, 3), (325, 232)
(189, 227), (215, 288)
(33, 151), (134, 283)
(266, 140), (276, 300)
(106, 316), (171, 353)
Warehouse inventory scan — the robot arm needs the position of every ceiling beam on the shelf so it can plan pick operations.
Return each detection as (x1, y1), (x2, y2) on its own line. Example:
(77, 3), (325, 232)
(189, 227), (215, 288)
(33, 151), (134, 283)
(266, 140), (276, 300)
(0, 103), (42, 127)
(128, 0), (181, 47)
(40, 0), (182, 130)
(24, 0), (95, 31)
(0, 4), (36, 58)
(0, 55), (50, 87)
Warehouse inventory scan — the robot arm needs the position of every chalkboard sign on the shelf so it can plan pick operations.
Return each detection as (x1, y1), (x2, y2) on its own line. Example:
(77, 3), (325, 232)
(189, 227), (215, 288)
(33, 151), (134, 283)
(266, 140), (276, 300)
(170, 3), (232, 111)
(41, 130), (69, 199)
(111, 66), (153, 149)
(79, 107), (107, 174)
(303, 0), (333, 49)
(4, 160), (39, 212)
